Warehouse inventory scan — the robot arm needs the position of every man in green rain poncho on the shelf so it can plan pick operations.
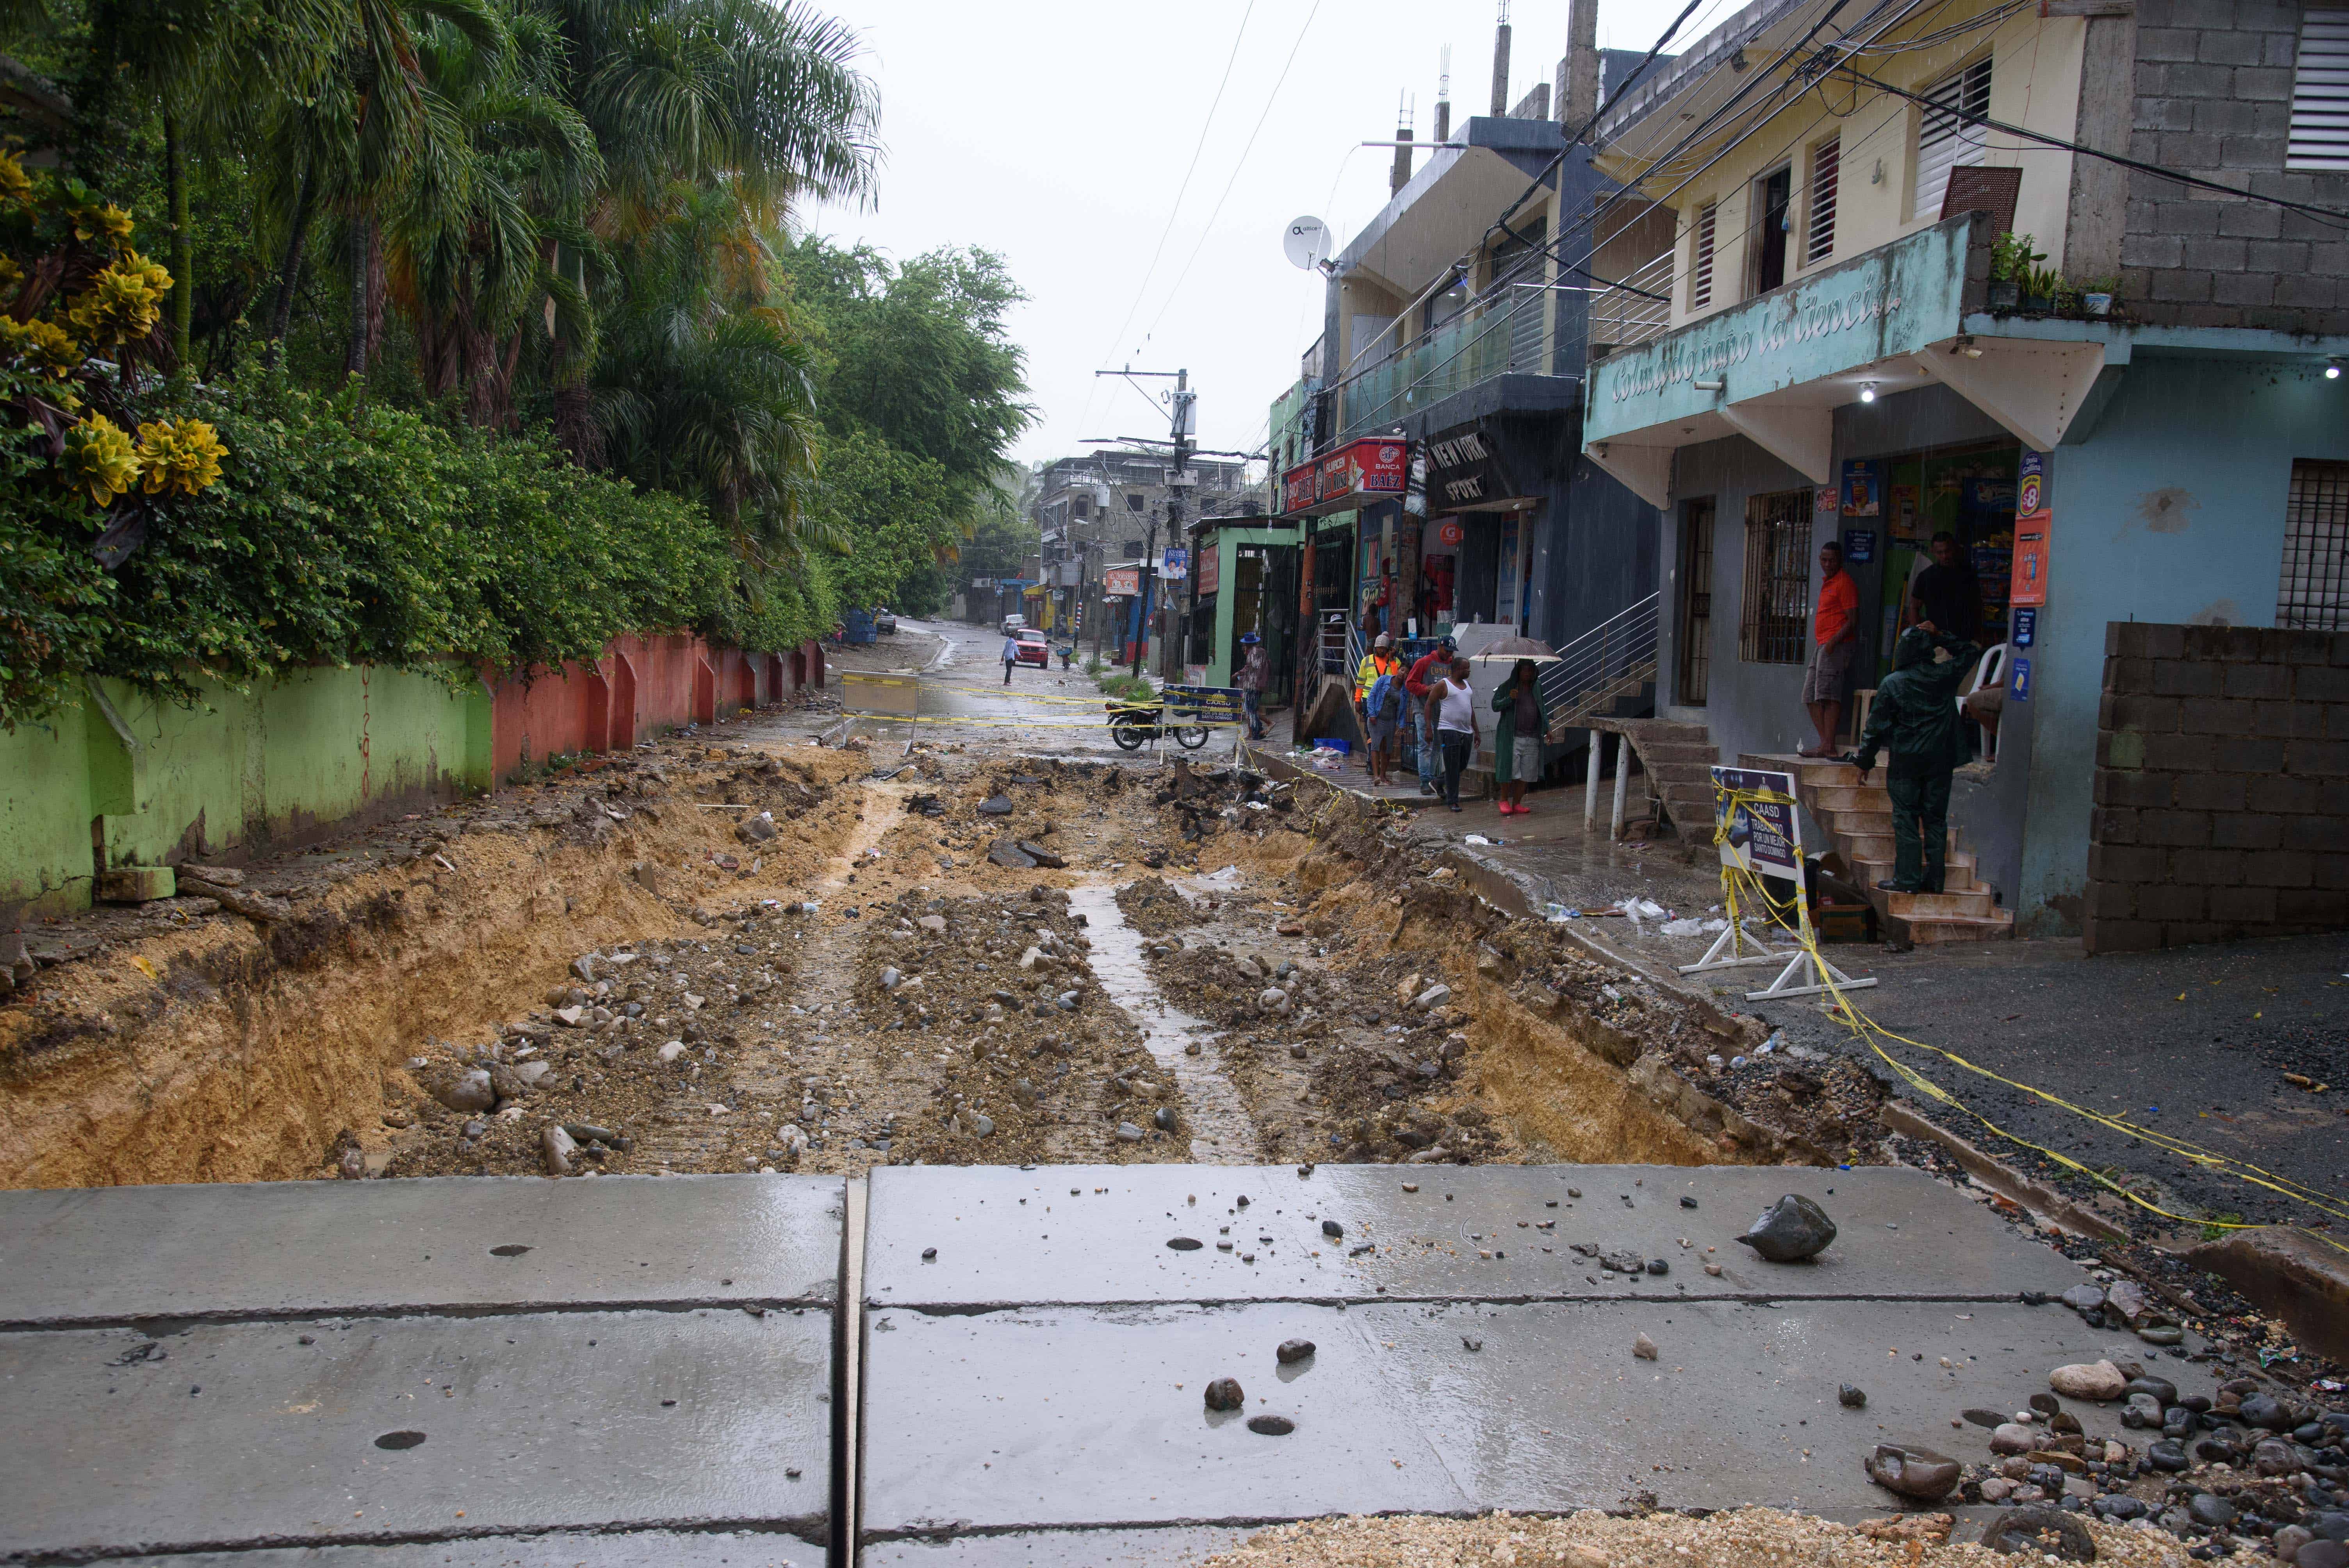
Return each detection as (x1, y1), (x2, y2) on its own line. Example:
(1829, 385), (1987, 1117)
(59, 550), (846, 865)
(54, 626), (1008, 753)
(1850, 626), (1980, 894)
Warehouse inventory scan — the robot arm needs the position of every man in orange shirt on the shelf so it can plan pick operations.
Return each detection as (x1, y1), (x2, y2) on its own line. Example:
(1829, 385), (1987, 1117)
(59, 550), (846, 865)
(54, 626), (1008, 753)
(1801, 539), (1861, 758)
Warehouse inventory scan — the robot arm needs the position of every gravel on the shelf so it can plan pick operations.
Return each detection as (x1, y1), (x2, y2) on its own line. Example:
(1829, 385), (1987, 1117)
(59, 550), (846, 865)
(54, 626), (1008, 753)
(1198, 1506), (2196, 1568)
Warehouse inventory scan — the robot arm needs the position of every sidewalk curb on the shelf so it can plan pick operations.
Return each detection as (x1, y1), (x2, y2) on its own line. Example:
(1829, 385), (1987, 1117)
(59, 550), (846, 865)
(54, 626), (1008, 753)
(1878, 1101), (2127, 1243)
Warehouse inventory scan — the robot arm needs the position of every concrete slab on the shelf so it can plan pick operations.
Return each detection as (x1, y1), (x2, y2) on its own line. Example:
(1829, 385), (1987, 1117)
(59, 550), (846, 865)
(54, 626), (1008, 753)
(0, 1174), (844, 1327)
(861, 1527), (1252, 1566)
(857, 1298), (2212, 1541)
(0, 1308), (833, 1561)
(863, 1164), (2080, 1308)
(119, 1531), (825, 1566)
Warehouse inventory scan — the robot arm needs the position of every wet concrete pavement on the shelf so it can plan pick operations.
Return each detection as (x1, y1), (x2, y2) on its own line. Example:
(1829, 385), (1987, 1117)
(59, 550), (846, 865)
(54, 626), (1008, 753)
(0, 1176), (843, 1565)
(858, 1162), (2199, 1562)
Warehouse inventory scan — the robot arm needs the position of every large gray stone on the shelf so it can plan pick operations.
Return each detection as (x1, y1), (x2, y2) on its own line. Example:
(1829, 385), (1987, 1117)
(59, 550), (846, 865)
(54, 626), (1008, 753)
(0, 1308), (832, 1561)
(863, 1164), (2083, 1308)
(0, 1174), (843, 1327)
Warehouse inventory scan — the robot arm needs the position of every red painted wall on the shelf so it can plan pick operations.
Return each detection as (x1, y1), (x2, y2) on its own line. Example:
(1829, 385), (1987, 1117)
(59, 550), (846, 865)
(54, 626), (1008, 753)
(488, 636), (825, 782)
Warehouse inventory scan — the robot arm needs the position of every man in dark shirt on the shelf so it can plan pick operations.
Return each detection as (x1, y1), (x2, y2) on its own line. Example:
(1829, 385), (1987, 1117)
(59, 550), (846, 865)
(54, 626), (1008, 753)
(1909, 532), (1982, 642)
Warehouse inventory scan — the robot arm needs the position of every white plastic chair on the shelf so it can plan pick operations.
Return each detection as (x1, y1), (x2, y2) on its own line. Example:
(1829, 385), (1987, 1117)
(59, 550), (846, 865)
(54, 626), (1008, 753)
(1962, 642), (2008, 763)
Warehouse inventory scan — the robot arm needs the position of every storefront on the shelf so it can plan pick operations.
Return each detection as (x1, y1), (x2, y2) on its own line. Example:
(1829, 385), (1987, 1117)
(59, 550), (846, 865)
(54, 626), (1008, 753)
(1419, 420), (1543, 634)
(1583, 211), (2349, 934)
(1280, 437), (1407, 688)
(1182, 511), (1301, 695)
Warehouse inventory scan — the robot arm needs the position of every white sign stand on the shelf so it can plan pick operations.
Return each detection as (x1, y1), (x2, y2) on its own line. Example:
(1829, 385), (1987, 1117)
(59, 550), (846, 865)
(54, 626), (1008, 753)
(1675, 765), (1877, 1002)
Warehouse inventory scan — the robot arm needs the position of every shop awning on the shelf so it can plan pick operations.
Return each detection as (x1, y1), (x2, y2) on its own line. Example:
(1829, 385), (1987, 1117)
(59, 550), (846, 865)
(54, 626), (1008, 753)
(1581, 215), (2115, 509)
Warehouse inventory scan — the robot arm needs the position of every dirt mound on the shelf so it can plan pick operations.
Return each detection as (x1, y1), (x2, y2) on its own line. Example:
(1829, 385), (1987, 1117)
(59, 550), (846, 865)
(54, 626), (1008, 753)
(1115, 876), (1205, 935)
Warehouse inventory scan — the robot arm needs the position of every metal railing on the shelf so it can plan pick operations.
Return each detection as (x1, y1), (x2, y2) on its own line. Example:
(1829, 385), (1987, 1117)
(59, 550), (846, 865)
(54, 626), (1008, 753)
(1338, 283), (1551, 440)
(1539, 592), (1661, 729)
(1586, 250), (1675, 358)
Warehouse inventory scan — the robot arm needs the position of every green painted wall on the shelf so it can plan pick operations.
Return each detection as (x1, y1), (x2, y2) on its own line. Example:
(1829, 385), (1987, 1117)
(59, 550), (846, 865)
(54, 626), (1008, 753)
(2, 667), (492, 918)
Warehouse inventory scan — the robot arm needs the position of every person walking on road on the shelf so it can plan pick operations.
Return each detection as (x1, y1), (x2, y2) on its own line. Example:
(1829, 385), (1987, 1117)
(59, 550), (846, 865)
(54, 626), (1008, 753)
(1235, 633), (1270, 740)
(1403, 634), (1455, 796)
(1491, 658), (1549, 816)
(1428, 656), (1480, 812)
(1851, 626), (1979, 894)
(1354, 632), (1403, 783)
(1000, 631), (1019, 685)
(1800, 539), (1861, 757)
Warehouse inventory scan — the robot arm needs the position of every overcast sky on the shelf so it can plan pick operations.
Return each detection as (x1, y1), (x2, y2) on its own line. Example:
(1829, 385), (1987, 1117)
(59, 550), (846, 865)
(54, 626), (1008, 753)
(802, 0), (1741, 471)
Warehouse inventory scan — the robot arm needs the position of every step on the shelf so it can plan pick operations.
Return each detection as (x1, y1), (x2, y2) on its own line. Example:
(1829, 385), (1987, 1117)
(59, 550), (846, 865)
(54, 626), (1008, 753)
(1645, 761), (1718, 787)
(1899, 907), (2016, 944)
(1827, 809), (1894, 839)
(1852, 853), (1980, 894)
(1634, 741), (1719, 766)
(1620, 721), (1711, 743)
(1809, 784), (1889, 813)
(1881, 885), (1997, 919)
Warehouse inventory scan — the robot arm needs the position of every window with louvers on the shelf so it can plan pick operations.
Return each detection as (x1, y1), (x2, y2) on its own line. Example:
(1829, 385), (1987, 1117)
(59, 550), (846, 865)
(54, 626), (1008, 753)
(1690, 203), (1718, 311)
(2280, 460), (2349, 632)
(1912, 58), (1992, 222)
(2290, 9), (2349, 171)
(1807, 137), (1839, 266)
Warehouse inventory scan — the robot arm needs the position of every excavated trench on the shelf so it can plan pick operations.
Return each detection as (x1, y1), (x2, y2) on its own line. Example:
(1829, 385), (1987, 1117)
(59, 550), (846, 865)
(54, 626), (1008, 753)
(0, 738), (1862, 1192)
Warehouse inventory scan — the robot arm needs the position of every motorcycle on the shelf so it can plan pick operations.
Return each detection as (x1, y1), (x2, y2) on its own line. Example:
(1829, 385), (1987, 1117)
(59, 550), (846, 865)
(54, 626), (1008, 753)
(1105, 697), (1210, 752)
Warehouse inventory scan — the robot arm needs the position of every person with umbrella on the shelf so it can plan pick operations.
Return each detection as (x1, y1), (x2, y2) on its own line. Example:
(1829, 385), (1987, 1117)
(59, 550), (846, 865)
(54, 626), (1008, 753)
(1490, 658), (1549, 815)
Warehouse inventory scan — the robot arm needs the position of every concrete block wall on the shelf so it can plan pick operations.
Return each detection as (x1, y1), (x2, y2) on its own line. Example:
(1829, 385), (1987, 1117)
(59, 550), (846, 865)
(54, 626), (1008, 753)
(2084, 621), (2349, 954)
(2120, 2), (2349, 334)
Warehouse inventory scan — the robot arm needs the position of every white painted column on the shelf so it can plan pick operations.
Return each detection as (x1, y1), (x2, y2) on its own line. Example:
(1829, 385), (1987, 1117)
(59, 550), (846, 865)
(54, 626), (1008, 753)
(1584, 732), (1602, 833)
(1610, 737), (1631, 841)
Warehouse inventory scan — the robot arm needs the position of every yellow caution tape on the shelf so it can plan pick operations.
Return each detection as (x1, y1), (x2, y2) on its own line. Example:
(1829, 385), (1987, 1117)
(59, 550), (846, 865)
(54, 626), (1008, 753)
(1703, 784), (2349, 1258)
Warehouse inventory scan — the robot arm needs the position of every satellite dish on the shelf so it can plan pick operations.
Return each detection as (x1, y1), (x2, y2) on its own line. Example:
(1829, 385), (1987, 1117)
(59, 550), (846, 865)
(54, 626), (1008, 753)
(1283, 216), (1331, 271)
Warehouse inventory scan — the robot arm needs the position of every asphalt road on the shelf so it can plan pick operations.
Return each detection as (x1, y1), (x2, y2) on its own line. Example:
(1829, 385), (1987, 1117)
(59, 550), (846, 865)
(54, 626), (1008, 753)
(1759, 930), (2349, 1231)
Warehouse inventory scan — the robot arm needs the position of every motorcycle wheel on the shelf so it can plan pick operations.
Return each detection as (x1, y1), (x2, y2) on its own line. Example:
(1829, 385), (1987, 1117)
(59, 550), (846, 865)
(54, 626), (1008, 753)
(1173, 725), (1210, 750)
(1110, 719), (1148, 752)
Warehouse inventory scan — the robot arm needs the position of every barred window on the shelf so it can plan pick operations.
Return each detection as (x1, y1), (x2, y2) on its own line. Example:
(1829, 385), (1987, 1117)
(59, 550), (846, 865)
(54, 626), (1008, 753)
(2289, 7), (2349, 172)
(2280, 459), (2349, 631)
(1806, 136), (1839, 266)
(1689, 203), (1718, 311)
(1739, 489), (1815, 664)
(1914, 57), (1992, 221)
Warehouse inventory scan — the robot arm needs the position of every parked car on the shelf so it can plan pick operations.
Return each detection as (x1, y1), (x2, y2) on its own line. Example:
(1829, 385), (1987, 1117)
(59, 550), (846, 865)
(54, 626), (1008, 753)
(1015, 629), (1051, 668)
(873, 606), (897, 636)
(1001, 613), (1025, 635)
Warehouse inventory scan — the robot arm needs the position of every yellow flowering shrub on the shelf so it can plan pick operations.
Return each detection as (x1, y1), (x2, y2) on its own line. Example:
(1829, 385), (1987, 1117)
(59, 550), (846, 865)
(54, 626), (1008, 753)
(69, 200), (134, 248)
(66, 251), (172, 345)
(62, 413), (137, 506)
(135, 417), (226, 496)
(0, 151), (29, 208)
(0, 315), (81, 378)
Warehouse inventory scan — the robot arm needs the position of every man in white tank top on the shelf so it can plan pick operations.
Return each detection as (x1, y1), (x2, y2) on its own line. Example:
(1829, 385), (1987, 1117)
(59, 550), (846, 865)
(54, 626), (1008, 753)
(1427, 656), (1480, 811)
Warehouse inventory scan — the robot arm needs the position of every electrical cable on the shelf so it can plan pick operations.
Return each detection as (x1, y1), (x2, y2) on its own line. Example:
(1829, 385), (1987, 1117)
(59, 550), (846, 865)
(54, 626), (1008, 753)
(1066, 0), (1259, 444)
(1139, 0), (1326, 344)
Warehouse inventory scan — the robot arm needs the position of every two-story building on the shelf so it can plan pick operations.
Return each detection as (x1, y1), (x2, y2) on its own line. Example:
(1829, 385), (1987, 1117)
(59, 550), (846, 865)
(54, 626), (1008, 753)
(1580, 0), (2348, 948)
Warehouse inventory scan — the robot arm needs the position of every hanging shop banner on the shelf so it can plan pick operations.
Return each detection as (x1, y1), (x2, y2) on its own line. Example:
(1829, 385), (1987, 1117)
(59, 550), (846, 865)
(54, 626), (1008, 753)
(2018, 449), (2044, 515)
(1710, 765), (1804, 884)
(2010, 606), (2035, 648)
(1160, 547), (1188, 580)
(1314, 438), (1408, 513)
(1103, 566), (1142, 598)
(1423, 424), (1520, 509)
(1162, 685), (1245, 726)
(2010, 656), (2033, 702)
(2010, 509), (2051, 608)
(1197, 545), (1221, 596)
(1431, 516), (1466, 551)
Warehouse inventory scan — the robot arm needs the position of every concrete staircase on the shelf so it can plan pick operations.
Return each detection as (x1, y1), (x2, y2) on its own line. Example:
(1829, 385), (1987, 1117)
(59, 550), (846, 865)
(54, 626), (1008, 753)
(1748, 753), (2014, 944)
(1591, 716), (1718, 835)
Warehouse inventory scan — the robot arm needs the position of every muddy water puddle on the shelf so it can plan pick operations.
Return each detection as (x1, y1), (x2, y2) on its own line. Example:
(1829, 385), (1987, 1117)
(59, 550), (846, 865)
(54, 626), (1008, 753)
(1064, 881), (1261, 1162)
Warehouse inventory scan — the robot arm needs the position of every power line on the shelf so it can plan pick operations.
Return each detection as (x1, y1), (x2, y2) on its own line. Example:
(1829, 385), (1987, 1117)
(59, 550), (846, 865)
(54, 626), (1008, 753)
(1139, 0), (1326, 344)
(1067, 1), (1260, 444)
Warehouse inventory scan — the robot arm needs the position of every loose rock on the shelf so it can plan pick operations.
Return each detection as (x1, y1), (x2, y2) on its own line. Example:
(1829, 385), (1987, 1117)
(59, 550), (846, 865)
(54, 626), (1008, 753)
(1736, 1193), (1837, 1262)
(1978, 1506), (2097, 1561)
(1276, 1339), (1316, 1365)
(2047, 1361), (2126, 1401)
(1204, 1377), (1244, 1412)
(1864, 1443), (1961, 1502)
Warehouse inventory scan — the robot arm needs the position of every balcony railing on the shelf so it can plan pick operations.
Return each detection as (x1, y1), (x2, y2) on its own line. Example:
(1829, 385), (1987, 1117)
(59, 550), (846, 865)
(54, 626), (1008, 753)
(1586, 250), (1675, 358)
(1337, 283), (1551, 440)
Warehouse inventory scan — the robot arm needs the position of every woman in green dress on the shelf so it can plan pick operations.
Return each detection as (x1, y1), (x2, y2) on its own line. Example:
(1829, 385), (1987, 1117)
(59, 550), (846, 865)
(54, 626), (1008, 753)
(1490, 658), (1548, 815)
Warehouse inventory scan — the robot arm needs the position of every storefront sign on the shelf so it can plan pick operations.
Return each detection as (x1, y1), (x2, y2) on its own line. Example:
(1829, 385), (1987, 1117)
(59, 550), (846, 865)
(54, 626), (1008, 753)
(1433, 517), (1465, 549)
(1317, 438), (1408, 509)
(2018, 449), (2044, 515)
(1710, 766), (1804, 883)
(2010, 606), (2035, 647)
(2010, 656), (2032, 701)
(2010, 509), (2051, 608)
(1197, 545), (1220, 596)
(1280, 458), (1319, 512)
(1103, 566), (1141, 598)
(1814, 485), (1840, 518)
(1841, 529), (1876, 563)
(1424, 425), (1519, 508)
(1585, 216), (1976, 444)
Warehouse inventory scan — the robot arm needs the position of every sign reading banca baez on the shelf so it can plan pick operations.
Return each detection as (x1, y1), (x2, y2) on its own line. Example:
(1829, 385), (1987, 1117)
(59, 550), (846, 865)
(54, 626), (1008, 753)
(1584, 217), (1978, 444)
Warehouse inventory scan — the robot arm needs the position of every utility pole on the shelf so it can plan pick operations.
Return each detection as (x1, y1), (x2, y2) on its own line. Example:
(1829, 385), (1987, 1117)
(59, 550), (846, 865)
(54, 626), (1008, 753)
(1088, 365), (1195, 680)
